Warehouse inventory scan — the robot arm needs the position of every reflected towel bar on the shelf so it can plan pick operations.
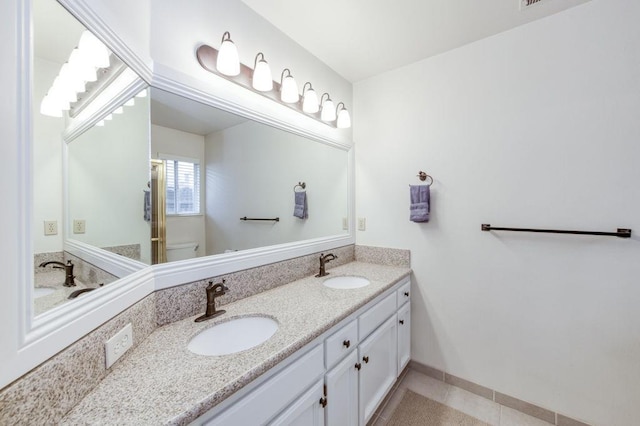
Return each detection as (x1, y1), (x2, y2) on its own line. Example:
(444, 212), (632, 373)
(240, 217), (280, 222)
(481, 224), (631, 238)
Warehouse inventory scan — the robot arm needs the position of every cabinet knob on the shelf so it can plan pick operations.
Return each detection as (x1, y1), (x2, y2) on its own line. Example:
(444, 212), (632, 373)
(355, 362), (362, 370)
(363, 356), (369, 364)
(343, 339), (351, 348)
(319, 397), (328, 408)
(404, 291), (410, 297)
(399, 319), (405, 325)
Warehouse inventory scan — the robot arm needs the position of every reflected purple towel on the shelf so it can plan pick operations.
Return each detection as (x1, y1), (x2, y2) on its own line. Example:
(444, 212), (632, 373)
(409, 185), (430, 222)
(293, 191), (308, 219)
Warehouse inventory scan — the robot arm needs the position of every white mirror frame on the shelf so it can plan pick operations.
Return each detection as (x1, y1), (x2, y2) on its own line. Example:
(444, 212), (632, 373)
(1, 0), (354, 389)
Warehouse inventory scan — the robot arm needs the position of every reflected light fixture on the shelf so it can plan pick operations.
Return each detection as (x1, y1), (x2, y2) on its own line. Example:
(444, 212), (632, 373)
(336, 102), (351, 129)
(216, 31), (240, 76)
(252, 52), (273, 92)
(280, 69), (298, 103)
(302, 82), (319, 113)
(320, 93), (336, 122)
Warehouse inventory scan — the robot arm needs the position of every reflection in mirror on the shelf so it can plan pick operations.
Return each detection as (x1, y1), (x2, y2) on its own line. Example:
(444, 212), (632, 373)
(32, 0), (146, 315)
(149, 88), (349, 263)
(32, 0), (349, 317)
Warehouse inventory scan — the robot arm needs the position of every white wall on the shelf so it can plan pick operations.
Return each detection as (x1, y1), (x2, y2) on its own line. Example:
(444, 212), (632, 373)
(68, 94), (151, 263)
(354, 1), (640, 425)
(205, 121), (348, 255)
(33, 57), (65, 254)
(151, 124), (206, 257)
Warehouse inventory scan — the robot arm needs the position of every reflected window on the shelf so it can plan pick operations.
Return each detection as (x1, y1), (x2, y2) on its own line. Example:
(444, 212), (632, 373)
(163, 156), (201, 215)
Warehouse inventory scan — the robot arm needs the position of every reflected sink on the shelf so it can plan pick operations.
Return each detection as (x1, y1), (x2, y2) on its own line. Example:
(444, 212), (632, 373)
(33, 287), (56, 298)
(323, 276), (370, 289)
(188, 316), (278, 356)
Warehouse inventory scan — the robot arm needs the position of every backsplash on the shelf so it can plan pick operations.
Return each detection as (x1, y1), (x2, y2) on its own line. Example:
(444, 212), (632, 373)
(155, 245), (355, 325)
(2, 244), (408, 423)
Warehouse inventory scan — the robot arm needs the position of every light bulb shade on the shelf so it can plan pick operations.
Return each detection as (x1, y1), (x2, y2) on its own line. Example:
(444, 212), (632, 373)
(135, 89), (147, 98)
(280, 69), (298, 103)
(113, 106), (124, 114)
(302, 85), (319, 113)
(40, 95), (62, 117)
(252, 54), (273, 92)
(125, 98), (135, 106)
(337, 108), (351, 128)
(78, 31), (110, 69)
(69, 48), (97, 82)
(96, 120), (105, 127)
(216, 32), (240, 76)
(320, 97), (336, 121)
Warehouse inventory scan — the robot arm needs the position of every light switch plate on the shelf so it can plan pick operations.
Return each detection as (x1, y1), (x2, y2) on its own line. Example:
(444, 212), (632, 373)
(105, 323), (133, 368)
(44, 220), (57, 236)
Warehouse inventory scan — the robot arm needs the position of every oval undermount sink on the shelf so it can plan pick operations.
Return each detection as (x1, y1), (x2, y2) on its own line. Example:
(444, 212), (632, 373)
(323, 276), (370, 289)
(188, 316), (278, 356)
(33, 287), (56, 298)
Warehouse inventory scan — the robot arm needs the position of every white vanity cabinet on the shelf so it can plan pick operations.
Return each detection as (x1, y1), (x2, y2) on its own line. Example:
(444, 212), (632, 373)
(270, 379), (325, 426)
(325, 350), (359, 426)
(397, 301), (411, 374)
(358, 315), (398, 425)
(196, 276), (411, 426)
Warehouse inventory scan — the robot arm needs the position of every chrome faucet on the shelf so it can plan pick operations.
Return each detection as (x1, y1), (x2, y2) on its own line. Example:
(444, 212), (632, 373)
(316, 253), (337, 278)
(195, 279), (229, 322)
(39, 260), (76, 287)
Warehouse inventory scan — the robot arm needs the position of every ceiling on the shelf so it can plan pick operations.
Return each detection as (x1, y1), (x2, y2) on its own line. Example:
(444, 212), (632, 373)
(240, 0), (591, 82)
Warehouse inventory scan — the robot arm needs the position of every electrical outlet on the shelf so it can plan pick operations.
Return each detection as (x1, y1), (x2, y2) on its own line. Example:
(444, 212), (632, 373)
(342, 217), (348, 230)
(105, 323), (133, 368)
(358, 217), (366, 231)
(73, 219), (86, 234)
(44, 220), (57, 236)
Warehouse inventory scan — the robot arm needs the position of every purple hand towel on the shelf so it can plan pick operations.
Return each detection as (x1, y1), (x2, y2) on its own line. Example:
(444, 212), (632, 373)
(409, 185), (430, 222)
(293, 191), (308, 219)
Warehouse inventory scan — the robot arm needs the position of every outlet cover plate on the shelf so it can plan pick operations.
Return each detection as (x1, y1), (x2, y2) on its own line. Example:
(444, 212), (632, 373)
(358, 217), (366, 231)
(73, 219), (86, 234)
(44, 220), (57, 236)
(105, 323), (133, 368)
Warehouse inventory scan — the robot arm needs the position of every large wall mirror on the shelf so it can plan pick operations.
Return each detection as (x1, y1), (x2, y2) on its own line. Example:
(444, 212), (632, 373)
(32, 0), (350, 316)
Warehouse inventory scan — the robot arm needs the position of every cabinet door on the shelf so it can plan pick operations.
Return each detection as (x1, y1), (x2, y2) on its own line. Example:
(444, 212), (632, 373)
(269, 379), (325, 426)
(397, 302), (411, 375)
(358, 315), (397, 425)
(325, 351), (358, 426)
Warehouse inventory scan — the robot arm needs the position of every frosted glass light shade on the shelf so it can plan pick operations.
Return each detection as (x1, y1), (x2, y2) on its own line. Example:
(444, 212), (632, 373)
(337, 108), (351, 128)
(320, 94), (336, 121)
(280, 73), (298, 103)
(217, 32), (240, 76)
(302, 83), (319, 113)
(40, 95), (62, 117)
(252, 54), (273, 92)
(79, 31), (110, 69)
(69, 49), (97, 82)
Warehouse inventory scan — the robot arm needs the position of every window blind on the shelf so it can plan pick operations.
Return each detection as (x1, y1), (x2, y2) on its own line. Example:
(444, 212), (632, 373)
(165, 159), (200, 215)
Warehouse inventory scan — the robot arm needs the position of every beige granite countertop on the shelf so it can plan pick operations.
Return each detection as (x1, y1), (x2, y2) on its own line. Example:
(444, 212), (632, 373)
(60, 261), (411, 425)
(34, 271), (96, 316)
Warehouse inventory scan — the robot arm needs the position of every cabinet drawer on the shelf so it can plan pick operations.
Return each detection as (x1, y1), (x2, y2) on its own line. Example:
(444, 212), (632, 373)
(396, 279), (411, 308)
(205, 345), (324, 425)
(325, 319), (358, 369)
(359, 293), (396, 340)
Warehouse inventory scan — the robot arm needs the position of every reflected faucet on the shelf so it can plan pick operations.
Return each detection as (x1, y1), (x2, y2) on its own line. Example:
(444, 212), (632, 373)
(195, 279), (229, 322)
(39, 260), (76, 287)
(316, 253), (337, 278)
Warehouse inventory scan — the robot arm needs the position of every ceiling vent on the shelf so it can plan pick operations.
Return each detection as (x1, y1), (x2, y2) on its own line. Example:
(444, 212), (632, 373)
(521, 0), (546, 9)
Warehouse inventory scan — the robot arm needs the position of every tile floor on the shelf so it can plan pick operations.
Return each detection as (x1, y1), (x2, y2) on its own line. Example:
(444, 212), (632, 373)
(369, 368), (555, 426)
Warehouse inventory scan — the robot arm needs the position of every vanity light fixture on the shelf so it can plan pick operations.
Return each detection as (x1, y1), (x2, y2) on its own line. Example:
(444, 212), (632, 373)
(280, 69), (299, 103)
(252, 53), (273, 92)
(216, 31), (240, 76)
(336, 102), (351, 129)
(40, 30), (118, 118)
(196, 31), (352, 128)
(320, 93), (336, 122)
(302, 82), (319, 113)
